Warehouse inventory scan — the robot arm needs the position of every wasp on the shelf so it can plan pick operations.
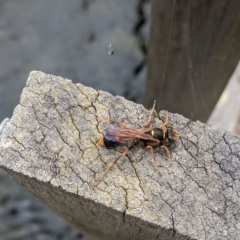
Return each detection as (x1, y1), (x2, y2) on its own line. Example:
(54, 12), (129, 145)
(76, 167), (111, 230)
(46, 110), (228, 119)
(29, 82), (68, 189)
(89, 101), (179, 188)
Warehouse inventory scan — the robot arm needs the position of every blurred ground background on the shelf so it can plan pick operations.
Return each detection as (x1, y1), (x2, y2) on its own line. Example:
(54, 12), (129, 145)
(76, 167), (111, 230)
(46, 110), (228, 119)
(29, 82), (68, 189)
(0, 0), (239, 239)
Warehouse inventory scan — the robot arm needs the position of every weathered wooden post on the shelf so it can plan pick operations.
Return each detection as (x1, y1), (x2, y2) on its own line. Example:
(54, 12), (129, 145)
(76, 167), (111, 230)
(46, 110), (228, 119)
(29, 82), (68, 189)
(0, 71), (239, 239)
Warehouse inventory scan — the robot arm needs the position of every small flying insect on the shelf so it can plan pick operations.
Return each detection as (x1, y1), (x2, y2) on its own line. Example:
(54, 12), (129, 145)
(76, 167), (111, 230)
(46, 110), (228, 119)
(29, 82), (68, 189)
(88, 101), (180, 189)
(106, 43), (114, 55)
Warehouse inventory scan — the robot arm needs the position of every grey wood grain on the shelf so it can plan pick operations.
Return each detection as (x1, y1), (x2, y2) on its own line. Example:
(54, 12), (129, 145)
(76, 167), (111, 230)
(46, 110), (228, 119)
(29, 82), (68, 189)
(0, 71), (239, 240)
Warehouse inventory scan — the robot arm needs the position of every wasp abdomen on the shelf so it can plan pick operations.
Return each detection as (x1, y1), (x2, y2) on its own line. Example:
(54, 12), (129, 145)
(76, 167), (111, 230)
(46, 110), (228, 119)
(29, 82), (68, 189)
(98, 136), (118, 148)
(104, 137), (118, 148)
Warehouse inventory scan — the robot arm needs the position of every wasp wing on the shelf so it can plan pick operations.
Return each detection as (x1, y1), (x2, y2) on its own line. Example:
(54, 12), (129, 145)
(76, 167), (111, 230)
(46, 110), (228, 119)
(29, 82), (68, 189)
(105, 125), (158, 143)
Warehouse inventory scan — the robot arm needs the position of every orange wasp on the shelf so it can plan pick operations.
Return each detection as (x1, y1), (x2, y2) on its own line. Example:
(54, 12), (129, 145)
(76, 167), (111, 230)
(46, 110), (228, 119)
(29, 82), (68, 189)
(89, 101), (179, 188)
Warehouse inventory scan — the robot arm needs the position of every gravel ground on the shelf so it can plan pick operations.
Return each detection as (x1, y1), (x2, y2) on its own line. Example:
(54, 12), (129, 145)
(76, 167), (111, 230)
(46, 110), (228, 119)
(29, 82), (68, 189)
(0, 170), (88, 240)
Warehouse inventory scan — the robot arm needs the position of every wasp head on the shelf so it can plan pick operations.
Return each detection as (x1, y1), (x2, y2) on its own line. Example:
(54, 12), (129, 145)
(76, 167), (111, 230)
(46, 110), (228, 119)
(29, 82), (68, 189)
(167, 127), (179, 142)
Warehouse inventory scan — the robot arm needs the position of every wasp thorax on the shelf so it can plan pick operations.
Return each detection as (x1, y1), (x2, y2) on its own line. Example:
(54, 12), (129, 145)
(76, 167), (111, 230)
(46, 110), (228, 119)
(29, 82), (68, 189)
(149, 128), (166, 140)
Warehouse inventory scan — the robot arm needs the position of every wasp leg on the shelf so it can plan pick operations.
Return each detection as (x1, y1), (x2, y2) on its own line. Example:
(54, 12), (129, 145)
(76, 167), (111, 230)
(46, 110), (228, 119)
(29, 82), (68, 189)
(93, 148), (131, 189)
(158, 111), (169, 129)
(146, 145), (160, 174)
(88, 109), (127, 128)
(161, 145), (172, 166)
(144, 100), (156, 128)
